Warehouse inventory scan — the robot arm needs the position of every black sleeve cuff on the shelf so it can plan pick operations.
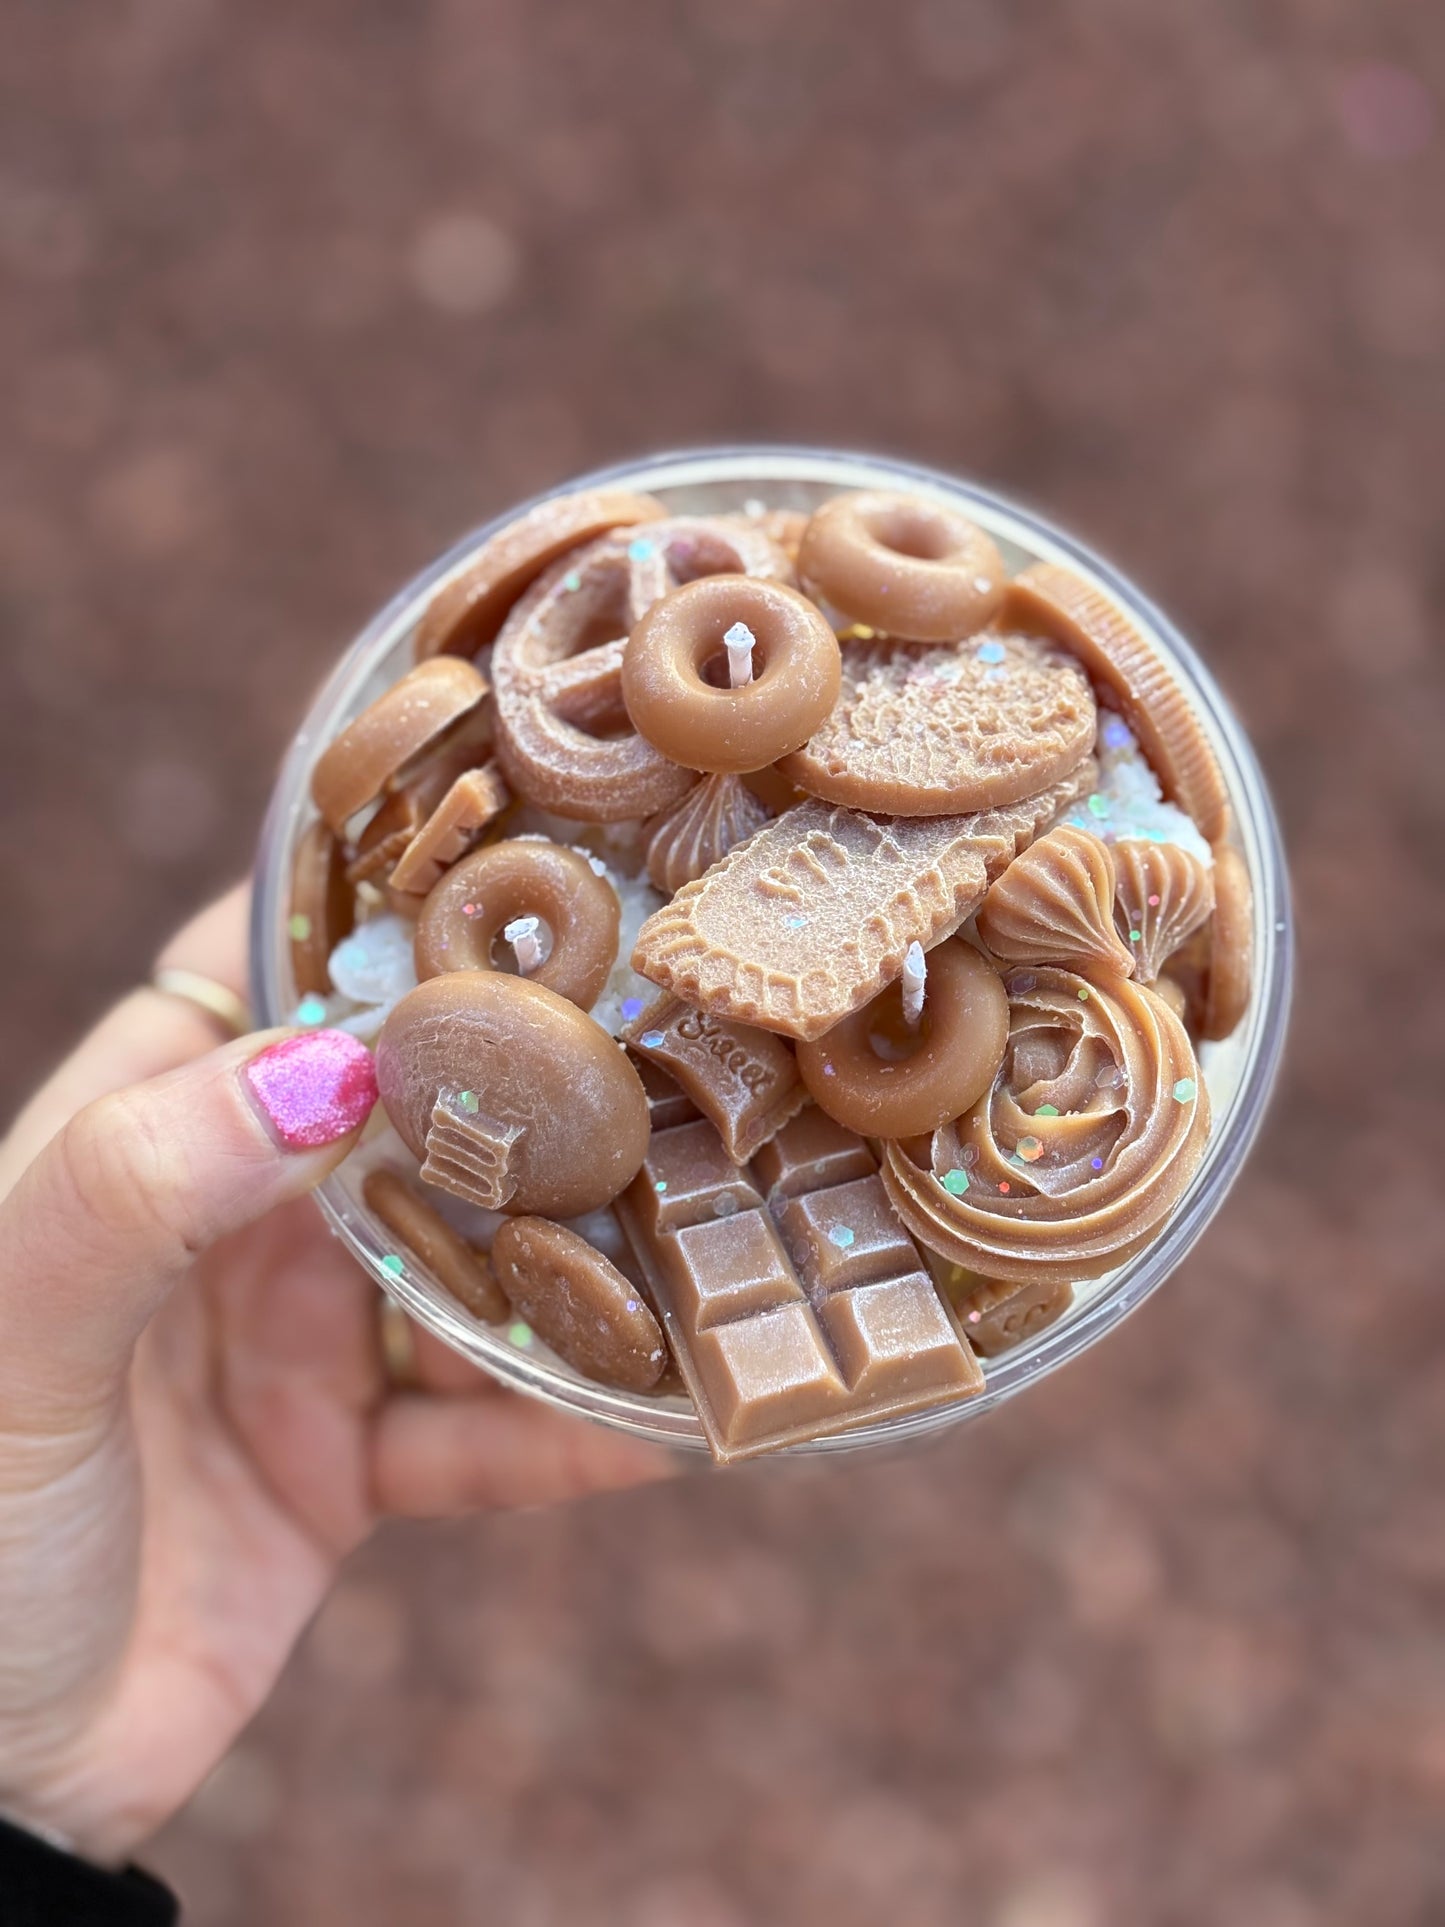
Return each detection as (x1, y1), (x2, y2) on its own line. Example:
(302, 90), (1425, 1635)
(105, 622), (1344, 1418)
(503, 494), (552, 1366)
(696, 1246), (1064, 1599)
(0, 1813), (178, 1924)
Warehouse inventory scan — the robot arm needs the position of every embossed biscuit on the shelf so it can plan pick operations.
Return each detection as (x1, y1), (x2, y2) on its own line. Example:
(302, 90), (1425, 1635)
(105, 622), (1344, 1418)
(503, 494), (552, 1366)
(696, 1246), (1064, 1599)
(624, 993), (807, 1163)
(778, 632), (1096, 815)
(630, 763), (1095, 1042)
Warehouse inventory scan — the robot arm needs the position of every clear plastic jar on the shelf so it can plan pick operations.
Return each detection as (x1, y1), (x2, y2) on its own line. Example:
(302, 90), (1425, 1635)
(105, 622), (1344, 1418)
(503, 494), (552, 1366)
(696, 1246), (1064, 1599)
(250, 448), (1292, 1458)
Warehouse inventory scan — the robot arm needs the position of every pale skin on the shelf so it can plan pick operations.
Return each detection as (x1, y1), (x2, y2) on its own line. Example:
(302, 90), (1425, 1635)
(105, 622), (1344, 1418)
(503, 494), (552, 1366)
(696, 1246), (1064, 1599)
(0, 886), (668, 1863)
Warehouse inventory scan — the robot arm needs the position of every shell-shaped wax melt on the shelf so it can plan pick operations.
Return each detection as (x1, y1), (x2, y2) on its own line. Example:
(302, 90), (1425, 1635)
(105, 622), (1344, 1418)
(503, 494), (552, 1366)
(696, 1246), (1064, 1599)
(1112, 839), (1214, 983)
(975, 825), (1135, 979)
(644, 773), (769, 894)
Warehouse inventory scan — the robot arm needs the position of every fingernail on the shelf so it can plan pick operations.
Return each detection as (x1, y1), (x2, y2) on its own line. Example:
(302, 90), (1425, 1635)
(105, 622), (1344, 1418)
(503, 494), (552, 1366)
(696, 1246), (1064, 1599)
(244, 1029), (378, 1150)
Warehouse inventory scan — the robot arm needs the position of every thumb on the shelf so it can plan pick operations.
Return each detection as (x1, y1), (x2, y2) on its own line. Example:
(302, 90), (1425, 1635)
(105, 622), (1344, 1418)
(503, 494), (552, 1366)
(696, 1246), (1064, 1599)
(0, 1028), (377, 1423)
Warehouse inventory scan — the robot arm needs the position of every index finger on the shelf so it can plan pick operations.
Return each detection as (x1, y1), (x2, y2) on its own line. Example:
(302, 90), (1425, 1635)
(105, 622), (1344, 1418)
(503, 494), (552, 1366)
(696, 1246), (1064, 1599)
(0, 883), (253, 1193)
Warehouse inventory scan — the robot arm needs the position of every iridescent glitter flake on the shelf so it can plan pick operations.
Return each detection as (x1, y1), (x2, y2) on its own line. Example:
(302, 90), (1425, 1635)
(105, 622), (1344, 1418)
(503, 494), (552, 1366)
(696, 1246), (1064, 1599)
(294, 993), (328, 1027)
(288, 913), (312, 942)
(508, 1321), (533, 1348)
(783, 914), (808, 930)
(640, 1030), (666, 1050)
(381, 1254), (405, 1278)
(563, 570), (582, 593)
(1173, 1077), (1198, 1103)
(620, 997), (644, 1024)
(1087, 792), (1111, 819)
(654, 1178), (668, 1193)
(627, 537), (656, 562)
(1035, 1104), (1059, 1117)
(1017, 1135), (1043, 1162)
(942, 1168), (970, 1196)
(459, 1090), (481, 1114)
(1091, 1156), (1104, 1170)
(975, 638), (1007, 665)
(828, 1225), (856, 1250)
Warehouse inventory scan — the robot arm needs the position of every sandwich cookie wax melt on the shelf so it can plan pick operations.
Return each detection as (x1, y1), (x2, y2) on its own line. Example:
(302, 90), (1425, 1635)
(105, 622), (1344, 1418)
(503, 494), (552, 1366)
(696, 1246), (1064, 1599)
(256, 452), (1287, 1465)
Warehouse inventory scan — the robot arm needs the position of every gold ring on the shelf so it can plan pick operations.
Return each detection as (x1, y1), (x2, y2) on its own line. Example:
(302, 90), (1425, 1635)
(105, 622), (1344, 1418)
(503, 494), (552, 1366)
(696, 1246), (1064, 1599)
(377, 1296), (420, 1388)
(149, 968), (253, 1040)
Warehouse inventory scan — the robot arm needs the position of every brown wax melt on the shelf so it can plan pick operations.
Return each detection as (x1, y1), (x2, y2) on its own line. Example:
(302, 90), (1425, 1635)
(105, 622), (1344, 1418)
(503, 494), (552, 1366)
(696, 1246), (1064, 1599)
(628, 1052), (702, 1131)
(389, 763), (511, 896)
(1006, 563), (1230, 841)
(346, 708), (496, 886)
(363, 1166), (508, 1322)
(413, 841), (619, 1011)
(1199, 843), (1253, 1040)
(376, 973), (650, 1217)
(643, 774), (769, 894)
(491, 535), (698, 821)
(926, 1257), (1075, 1359)
(490, 1217), (669, 1391)
(798, 490), (1006, 643)
(624, 993), (808, 1163)
(796, 939), (1009, 1140)
(412, 487), (665, 659)
(290, 818), (354, 996)
(625, 517), (796, 606)
(976, 824), (1136, 979)
(617, 1112), (983, 1462)
(1111, 839), (1214, 983)
(881, 965), (1210, 1287)
(631, 763), (1095, 1041)
(779, 632), (1095, 816)
(622, 575), (842, 775)
(312, 657), (490, 834)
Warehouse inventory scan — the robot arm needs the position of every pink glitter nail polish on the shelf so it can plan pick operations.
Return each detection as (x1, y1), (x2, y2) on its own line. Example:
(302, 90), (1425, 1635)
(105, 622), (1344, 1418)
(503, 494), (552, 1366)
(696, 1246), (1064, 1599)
(244, 1029), (378, 1150)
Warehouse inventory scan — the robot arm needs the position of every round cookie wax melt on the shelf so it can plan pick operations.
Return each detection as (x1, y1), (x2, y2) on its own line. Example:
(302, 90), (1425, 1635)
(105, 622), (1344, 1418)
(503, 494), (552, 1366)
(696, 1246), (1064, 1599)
(797, 489), (1006, 643)
(363, 1166), (508, 1323)
(375, 972), (650, 1218)
(778, 632), (1096, 816)
(491, 1217), (668, 1392)
(623, 576), (842, 775)
(413, 841), (619, 1011)
(797, 939), (1009, 1140)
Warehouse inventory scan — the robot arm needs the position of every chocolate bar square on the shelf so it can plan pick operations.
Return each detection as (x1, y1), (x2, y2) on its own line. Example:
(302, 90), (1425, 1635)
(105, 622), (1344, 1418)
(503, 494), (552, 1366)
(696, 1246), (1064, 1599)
(816, 1272), (985, 1402)
(773, 1175), (920, 1295)
(751, 1105), (876, 1202)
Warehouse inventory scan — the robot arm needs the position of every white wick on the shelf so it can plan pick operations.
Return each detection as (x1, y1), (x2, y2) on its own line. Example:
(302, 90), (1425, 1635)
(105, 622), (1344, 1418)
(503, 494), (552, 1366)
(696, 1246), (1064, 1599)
(901, 941), (926, 1029)
(724, 621), (756, 688)
(504, 915), (544, 976)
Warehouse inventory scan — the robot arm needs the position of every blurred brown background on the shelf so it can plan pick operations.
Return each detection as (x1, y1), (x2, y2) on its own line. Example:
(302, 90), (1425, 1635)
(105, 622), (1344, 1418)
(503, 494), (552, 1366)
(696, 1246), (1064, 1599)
(4, 2), (1444, 1922)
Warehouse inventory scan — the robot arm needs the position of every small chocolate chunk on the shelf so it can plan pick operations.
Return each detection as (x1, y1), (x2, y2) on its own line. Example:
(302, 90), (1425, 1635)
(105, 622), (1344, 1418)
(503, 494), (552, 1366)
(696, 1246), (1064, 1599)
(624, 993), (807, 1163)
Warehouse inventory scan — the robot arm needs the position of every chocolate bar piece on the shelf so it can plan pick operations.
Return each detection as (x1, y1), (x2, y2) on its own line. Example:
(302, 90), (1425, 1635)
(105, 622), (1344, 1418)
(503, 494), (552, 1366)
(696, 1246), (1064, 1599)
(617, 1105), (984, 1462)
(624, 993), (807, 1162)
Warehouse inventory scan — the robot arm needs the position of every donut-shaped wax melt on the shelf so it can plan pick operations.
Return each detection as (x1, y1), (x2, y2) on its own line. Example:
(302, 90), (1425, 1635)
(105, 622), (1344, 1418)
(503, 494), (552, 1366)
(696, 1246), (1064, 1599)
(413, 842), (619, 1012)
(798, 490), (1006, 643)
(796, 940), (1008, 1139)
(622, 576), (841, 775)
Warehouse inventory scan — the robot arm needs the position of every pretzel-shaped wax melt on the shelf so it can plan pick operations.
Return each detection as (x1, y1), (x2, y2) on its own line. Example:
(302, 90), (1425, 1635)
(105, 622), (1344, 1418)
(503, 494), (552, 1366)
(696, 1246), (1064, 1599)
(412, 487), (665, 659)
(490, 535), (697, 821)
(623, 576), (842, 775)
(798, 490), (1006, 643)
(311, 658), (489, 834)
(413, 841), (619, 1011)
(881, 966), (1209, 1287)
(796, 940), (1009, 1140)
